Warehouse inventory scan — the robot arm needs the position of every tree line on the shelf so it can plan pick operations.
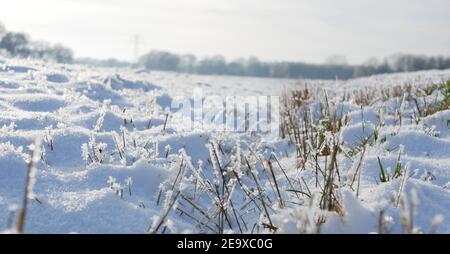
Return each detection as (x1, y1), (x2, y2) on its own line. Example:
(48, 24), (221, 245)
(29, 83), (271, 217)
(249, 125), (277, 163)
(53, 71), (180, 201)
(354, 54), (450, 77)
(137, 51), (355, 79)
(0, 23), (73, 63)
(138, 50), (450, 79)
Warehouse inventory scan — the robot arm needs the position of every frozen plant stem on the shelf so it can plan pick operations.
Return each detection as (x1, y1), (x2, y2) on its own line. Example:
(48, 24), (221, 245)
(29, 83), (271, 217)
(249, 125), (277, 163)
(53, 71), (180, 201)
(17, 139), (41, 234)
(162, 113), (169, 134)
(396, 165), (408, 208)
(148, 191), (181, 234)
(245, 157), (277, 232)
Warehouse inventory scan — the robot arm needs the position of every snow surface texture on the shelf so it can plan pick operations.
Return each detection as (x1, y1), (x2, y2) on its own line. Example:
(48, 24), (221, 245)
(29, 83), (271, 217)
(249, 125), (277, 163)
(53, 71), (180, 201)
(1, 57), (450, 234)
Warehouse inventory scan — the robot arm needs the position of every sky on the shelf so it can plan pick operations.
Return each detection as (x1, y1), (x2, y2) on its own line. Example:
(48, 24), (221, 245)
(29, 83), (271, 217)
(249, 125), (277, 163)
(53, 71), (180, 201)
(0, 0), (449, 64)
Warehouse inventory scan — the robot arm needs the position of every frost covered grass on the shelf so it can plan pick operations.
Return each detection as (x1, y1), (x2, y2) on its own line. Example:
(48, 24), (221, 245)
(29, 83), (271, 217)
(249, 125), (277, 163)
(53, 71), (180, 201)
(274, 78), (450, 234)
(1, 57), (450, 234)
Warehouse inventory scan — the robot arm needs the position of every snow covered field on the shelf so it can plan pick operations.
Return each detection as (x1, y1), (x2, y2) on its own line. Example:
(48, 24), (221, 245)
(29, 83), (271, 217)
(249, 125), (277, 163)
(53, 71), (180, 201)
(1, 57), (450, 234)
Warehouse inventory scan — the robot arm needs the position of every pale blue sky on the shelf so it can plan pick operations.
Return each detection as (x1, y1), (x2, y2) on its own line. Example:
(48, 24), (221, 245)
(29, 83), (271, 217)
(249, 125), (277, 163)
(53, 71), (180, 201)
(1, 0), (449, 63)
